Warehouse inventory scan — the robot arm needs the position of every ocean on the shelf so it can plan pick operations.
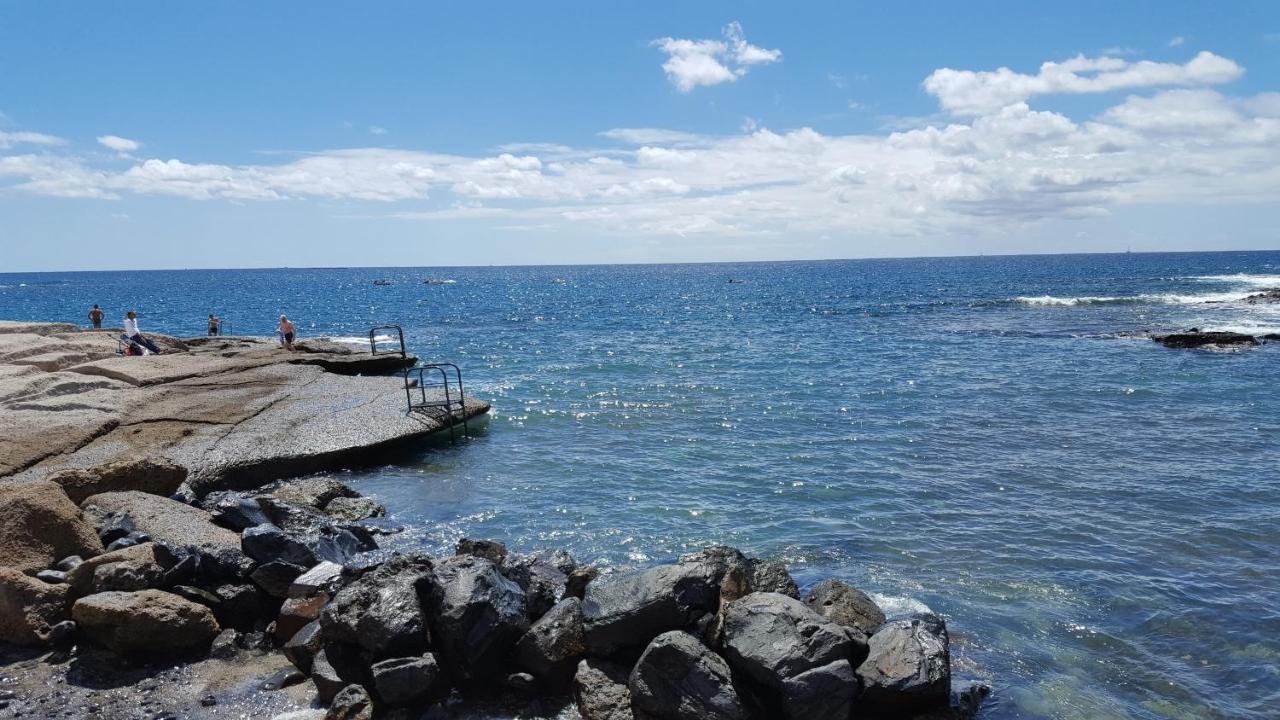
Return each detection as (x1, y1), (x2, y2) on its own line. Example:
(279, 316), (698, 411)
(2, 251), (1278, 719)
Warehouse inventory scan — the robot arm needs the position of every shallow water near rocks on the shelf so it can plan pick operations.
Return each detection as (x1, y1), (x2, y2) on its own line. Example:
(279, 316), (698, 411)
(3, 251), (1279, 719)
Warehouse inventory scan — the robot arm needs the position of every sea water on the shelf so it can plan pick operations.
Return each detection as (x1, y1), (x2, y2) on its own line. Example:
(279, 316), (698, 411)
(2, 251), (1278, 719)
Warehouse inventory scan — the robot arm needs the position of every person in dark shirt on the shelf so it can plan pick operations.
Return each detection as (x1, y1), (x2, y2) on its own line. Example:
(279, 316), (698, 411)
(89, 304), (104, 329)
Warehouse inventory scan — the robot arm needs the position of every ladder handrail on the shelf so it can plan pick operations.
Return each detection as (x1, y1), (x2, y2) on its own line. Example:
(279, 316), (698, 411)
(402, 362), (470, 440)
(369, 324), (406, 357)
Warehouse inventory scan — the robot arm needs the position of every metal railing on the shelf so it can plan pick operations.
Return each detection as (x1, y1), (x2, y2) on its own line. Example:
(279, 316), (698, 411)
(403, 362), (470, 441)
(369, 324), (406, 357)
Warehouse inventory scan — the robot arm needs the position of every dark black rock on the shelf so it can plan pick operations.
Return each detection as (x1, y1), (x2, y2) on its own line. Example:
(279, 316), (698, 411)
(513, 597), (585, 683)
(36, 569), (67, 584)
(574, 658), (634, 720)
(260, 667), (307, 690)
(193, 545), (257, 585)
(159, 554), (198, 588)
(564, 566), (598, 600)
(501, 553), (568, 618)
(856, 615), (951, 715)
(200, 695), (217, 707)
(456, 538), (509, 563)
(242, 523), (318, 566)
(747, 559), (799, 599)
(320, 554), (434, 660)
(371, 653), (445, 707)
(213, 583), (279, 631)
(628, 630), (747, 720)
(803, 578), (884, 661)
(283, 619), (324, 674)
(329, 683), (374, 720)
(310, 649), (348, 703)
(209, 628), (241, 659)
(105, 536), (139, 552)
(54, 555), (84, 572)
(48, 620), (77, 650)
(96, 512), (136, 545)
(721, 592), (854, 690)
(250, 560), (307, 598)
(205, 491), (272, 531)
(428, 554), (529, 683)
(1153, 330), (1259, 348)
(581, 562), (718, 656)
(171, 584), (221, 608)
(781, 659), (856, 720)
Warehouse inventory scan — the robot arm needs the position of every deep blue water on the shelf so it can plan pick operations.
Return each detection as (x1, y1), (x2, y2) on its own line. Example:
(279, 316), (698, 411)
(3, 251), (1279, 720)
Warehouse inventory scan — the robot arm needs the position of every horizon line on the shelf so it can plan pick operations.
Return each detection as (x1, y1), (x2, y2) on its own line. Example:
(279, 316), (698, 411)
(2, 246), (1277, 275)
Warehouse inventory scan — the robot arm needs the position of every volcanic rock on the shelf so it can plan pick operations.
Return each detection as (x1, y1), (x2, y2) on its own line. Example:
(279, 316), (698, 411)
(428, 554), (529, 682)
(327, 683), (374, 720)
(371, 653), (446, 707)
(321, 553), (433, 659)
(574, 658), (635, 720)
(856, 614), (952, 715)
(581, 562), (718, 655)
(721, 592), (854, 690)
(628, 630), (747, 720)
(513, 597), (585, 682)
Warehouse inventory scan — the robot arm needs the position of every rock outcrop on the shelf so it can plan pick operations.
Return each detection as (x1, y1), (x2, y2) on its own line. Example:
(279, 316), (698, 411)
(1153, 330), (1259, 348)
(628, 630), (746, 720)
(856, 614), (952, 715)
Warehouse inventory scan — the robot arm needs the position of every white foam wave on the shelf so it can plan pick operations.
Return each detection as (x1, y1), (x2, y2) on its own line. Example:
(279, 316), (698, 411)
(1016, 290), (1261, 307)
(325, 335), (393, 346)
(870, 592), (933, 619)
(1192, 274), (1280, 287)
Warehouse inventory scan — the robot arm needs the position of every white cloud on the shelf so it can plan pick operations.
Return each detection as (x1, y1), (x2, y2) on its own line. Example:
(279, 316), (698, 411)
(2, 50), (1277, 243)
(1168, 36), (1186, 48)
(97, 135), (141, 153)
(600, 128), (707, 145)
(924, 51), (1244, 115)
(652, 22), (781, 92)
(0, 130), (66, 149)
(369, 126), (387, 135)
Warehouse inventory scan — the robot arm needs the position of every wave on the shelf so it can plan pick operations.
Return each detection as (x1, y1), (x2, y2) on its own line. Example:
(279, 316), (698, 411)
(326, 334), (394, 346)
(1015, 290), (1262, 307)
(1191, 274), (1280, 287)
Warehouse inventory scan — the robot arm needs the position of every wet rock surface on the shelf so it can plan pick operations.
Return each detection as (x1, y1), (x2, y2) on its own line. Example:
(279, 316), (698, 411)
(628, 630), (747, 720)
(1152, 329), (1261, 348)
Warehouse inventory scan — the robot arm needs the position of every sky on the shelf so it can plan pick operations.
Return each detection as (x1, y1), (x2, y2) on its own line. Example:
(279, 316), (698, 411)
(1, 1), (1278, 271)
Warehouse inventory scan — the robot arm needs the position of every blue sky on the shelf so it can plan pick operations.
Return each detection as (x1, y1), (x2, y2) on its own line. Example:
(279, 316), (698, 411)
(2, 1), (1278, 271)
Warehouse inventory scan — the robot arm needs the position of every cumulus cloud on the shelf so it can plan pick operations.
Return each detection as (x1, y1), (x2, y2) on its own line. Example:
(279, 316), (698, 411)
(97, 135), (141, 153)
(924, 51), (1244, 115)
(652, 22), (781, 92)
(2, 50), (1277, 241)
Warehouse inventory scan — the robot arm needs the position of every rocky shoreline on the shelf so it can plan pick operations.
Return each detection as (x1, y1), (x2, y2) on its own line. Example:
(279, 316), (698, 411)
(1, 321), (987, 719)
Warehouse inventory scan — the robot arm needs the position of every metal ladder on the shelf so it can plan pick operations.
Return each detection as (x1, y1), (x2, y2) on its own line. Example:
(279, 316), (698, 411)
(403, 363), (470, 441)
(369, 324), (407, 357)
(369, 325), (470, 440)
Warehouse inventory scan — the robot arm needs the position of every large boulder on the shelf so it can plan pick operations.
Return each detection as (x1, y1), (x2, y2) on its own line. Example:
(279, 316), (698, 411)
(856, 615), (951, 715)
(80, 491), (239, 551)
(513, 597), (585, 682)
(427, 555), (529, 682)
(284, 619), (324, 674)
(72, 589), (220, 657)
(0, 480), (104, 573)
(781, 659), (856, 720)
(47, 457), (187, 504)
(324, 496), (384, 522)
(320, 554), (433, 660)
(205, 490), (272, 531)
(581, 563), (718, 655)
(502, 552), (569, 618)
(721, 592), (854, 690)
(628, 630), (747, 720)
(803, 578), (884, 661)
(574, 658), (635, 720)
(0, 566), (73, 645)
(371, 653), (446, 707)
(747, 559), (799, 599)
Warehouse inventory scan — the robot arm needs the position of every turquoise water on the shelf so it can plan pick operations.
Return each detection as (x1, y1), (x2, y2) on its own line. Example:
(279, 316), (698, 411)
(2, 252), (1278, 719)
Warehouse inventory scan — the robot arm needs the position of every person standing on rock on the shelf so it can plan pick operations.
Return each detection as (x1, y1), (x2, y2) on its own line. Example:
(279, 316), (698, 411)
(208, 314), (220, 336)
(278, 314), (296, 350)
(123, 311), (162, 354)
(88, 304), (104, 329)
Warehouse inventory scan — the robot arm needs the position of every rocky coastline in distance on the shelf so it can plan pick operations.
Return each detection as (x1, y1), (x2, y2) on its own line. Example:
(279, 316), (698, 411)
(0, 320), (993, 720)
